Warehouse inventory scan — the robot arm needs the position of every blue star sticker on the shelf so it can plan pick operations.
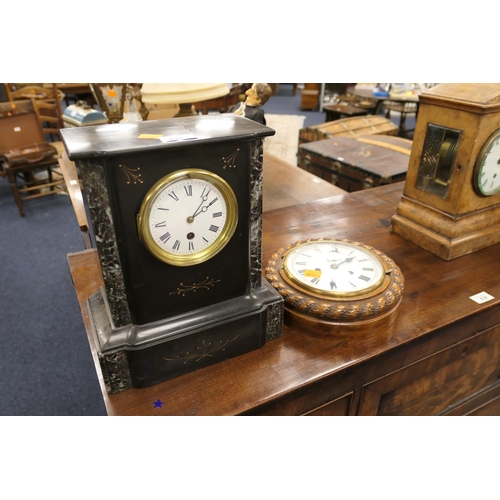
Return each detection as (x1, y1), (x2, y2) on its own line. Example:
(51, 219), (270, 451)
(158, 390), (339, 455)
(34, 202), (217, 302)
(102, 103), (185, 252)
(153, 399), (164, 408)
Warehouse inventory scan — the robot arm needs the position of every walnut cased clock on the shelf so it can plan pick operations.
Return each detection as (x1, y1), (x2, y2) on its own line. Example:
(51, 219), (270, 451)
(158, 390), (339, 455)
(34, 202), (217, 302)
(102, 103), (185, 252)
(61, 115), (284, 393)
(391, 83), (500, 260)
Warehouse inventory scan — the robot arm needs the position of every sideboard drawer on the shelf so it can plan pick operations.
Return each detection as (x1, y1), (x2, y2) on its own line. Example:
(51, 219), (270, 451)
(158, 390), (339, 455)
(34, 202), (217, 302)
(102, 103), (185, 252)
(243, 375), (353, 416)
(303, 392), (353, 416)
(358, 324), (500, 416)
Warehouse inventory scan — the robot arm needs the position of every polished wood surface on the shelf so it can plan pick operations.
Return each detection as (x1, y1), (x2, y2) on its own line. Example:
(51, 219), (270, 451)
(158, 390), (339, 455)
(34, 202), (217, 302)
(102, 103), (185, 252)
(58, 152), (92, 249)
(68, 182), (500, 415)
(262, 153), (345, 211)
(323, 104), (369, 122)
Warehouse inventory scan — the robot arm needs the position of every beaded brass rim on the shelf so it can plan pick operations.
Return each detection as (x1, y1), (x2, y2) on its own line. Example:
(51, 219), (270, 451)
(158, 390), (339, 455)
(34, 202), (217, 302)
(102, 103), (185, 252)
(137, 168), (238, 266)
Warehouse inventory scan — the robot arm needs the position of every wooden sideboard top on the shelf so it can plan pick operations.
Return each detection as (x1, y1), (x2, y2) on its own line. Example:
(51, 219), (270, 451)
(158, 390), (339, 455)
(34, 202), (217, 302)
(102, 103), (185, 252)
(68, 182), (500, 415)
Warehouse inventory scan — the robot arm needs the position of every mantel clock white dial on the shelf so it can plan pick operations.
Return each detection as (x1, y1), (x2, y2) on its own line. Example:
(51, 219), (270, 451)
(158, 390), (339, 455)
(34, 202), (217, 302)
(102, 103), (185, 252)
(474, 127), (500, 197)
(137, 168), (238, 266)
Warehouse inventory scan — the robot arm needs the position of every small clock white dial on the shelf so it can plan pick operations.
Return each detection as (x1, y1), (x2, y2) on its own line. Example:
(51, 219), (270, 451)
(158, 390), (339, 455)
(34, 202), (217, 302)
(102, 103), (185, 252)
(475, 128), (500, 196)
(138, 169), (238, 266)
(283, 240), (385, 296)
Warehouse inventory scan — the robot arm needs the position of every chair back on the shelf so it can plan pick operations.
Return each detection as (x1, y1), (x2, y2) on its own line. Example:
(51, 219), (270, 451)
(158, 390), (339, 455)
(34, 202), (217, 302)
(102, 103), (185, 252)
(31, 99), (64, 142)
(6, 84), (66, 153)
(6, 84), (64, 121)
(0, 110), (46, 151)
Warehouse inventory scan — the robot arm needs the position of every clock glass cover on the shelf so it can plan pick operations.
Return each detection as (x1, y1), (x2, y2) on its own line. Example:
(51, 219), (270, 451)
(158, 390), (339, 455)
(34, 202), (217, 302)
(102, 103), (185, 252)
(138, 168), (238, 266)
(474, 128), (500, 196)
(415, 124), (462, 199)
(283, 240), (385, 297)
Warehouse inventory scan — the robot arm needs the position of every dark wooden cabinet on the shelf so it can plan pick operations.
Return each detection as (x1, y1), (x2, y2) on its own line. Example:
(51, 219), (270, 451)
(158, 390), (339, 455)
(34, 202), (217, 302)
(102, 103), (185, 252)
(69, 182), (500, 415)
(297, 136), (410, 192)
(300, 83), (320, 110)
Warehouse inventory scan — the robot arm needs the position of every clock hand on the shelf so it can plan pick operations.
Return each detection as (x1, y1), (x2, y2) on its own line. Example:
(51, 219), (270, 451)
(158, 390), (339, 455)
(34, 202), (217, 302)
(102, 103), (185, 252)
(188, 194), (209, 222)
(331, 256), (355, 269)
(191, 197), (218, 220)
(341, 256), (355, 264)
(200, 197), (218, 212)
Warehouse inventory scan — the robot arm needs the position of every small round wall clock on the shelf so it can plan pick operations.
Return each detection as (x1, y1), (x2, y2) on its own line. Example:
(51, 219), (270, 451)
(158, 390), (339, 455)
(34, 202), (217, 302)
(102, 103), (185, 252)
(473, 127), (500, 197)
(137, 168), (238, 266)
(264, 238), (405, 337)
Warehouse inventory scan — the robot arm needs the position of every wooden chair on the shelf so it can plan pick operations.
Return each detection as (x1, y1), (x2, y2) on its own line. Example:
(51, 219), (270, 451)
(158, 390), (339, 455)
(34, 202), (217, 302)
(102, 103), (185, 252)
(0, 86), (67, 216)
(6, 83), (65, 151)
(6, 84), (64, 118)
(382, 99), (418, 137)
(30, 96), (66, 156)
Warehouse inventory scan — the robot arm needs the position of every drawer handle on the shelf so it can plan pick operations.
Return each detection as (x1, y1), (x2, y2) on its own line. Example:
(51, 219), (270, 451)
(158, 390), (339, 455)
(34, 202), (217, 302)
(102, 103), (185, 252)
(461, 346), (468, 358)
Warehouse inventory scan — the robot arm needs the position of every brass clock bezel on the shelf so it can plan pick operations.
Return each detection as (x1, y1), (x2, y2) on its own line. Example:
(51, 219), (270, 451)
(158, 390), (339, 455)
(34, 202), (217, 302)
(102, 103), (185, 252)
(137, 168), (238, 267)
(282, 240), (386, 298)
(473, 127), (500, 197)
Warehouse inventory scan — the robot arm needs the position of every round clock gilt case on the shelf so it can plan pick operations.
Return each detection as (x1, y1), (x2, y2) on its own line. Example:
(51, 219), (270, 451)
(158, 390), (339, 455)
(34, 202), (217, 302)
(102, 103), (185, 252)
(265, 238), (405, 336)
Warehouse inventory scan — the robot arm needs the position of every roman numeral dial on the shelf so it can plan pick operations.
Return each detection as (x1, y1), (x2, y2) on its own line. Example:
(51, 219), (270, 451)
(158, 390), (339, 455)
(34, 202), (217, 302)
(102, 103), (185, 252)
(137, 169), (238, 266)
(265, 237), (404, 332)
(283, 240), (385, 296)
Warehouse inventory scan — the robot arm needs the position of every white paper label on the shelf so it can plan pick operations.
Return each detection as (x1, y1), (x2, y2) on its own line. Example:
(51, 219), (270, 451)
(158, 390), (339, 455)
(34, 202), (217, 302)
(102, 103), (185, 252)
(160, 133), (197, 143)
(469, 291), (494, 304)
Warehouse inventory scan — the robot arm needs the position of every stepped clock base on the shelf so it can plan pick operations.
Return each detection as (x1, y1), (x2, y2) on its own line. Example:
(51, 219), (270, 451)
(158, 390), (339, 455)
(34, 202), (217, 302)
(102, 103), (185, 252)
(87, 280), (284, 393)
(391, 196), (500, 260)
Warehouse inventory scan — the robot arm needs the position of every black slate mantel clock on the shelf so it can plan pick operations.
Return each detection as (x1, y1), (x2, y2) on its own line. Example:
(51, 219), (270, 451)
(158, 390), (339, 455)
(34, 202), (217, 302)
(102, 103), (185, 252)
(61, 114), (284, 393)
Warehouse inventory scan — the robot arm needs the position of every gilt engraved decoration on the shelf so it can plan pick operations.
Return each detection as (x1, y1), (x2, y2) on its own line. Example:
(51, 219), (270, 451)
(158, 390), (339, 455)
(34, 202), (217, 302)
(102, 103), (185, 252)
(169, 276), (221, 296)
(221, 148), (240, 169)
(163, 334), (242, 363)
(118, 164), (143, 184)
